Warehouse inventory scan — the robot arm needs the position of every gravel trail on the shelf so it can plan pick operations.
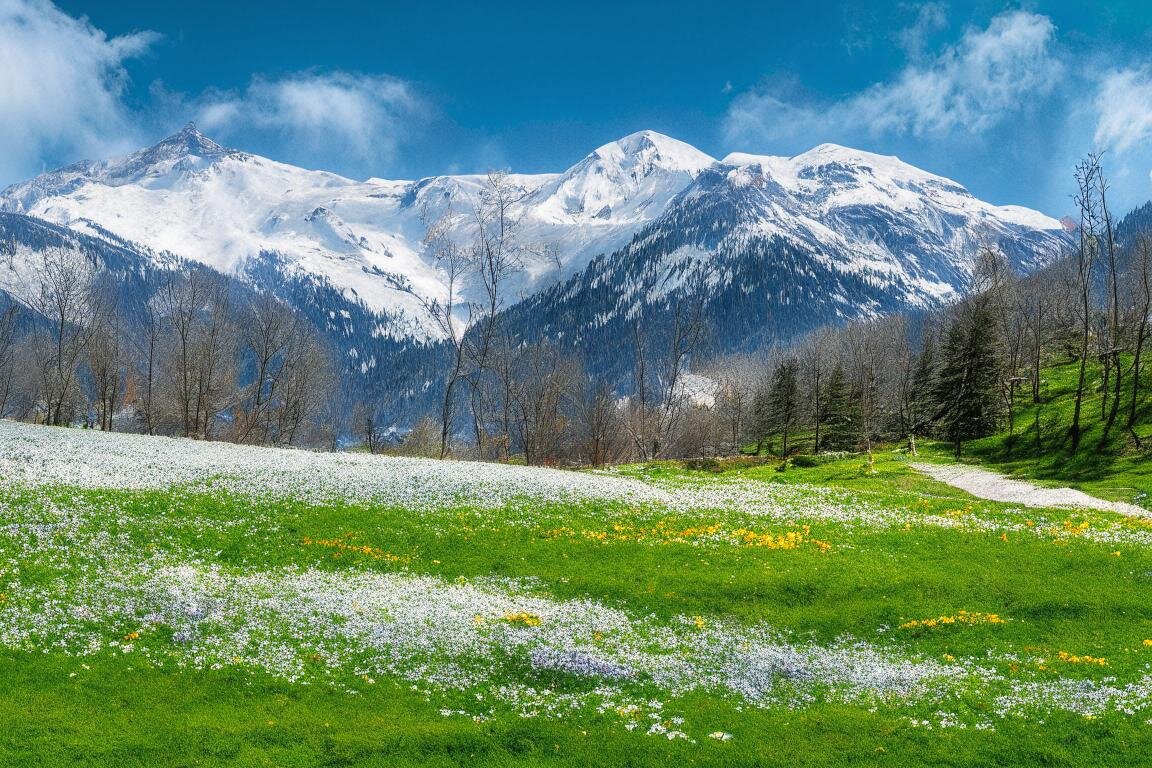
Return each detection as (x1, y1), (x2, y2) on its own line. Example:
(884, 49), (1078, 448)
(911, 462), (1149, 517)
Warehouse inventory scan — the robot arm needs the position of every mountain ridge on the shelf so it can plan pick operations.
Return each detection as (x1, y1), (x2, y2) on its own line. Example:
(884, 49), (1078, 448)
(0, 125), (1070, 365)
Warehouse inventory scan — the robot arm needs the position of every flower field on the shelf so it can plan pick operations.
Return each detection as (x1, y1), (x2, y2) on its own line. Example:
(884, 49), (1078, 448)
(2, 420), (1152, 766)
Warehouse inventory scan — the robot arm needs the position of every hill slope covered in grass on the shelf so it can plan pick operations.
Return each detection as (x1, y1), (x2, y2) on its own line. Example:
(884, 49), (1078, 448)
(951, 359), (1152, 508)
(3, 420), (1152, 766)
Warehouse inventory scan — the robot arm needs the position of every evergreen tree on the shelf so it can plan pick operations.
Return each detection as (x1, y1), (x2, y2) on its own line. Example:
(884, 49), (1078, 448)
(768, 357), (800, 455)
(934, 305), (1002, 457)
(820, 364), (853, 451)
(750, 383), (772, 455)
(906, 334), (938, 455)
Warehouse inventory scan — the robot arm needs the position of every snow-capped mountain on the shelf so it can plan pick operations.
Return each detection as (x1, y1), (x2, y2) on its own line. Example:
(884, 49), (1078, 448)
(0, 125), (715, 341)
(505, 144), (1071, 372)
(0, 124), (1069, 363)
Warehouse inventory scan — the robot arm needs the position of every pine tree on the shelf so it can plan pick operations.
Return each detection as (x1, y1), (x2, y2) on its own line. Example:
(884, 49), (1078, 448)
(906, 334), (937, 455)
(768, 357), (800, 455)
(820, 364), (853, 451)
(934, 305), (1002, 457)
(750, 383), (772, 455)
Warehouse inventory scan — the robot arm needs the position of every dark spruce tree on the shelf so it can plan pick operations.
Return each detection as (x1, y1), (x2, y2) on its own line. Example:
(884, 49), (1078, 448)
(820, 364), (853, 451)
(934, 304), (1002, 458)
(906, 332), (938, 456)
(768, 357), (800, 456)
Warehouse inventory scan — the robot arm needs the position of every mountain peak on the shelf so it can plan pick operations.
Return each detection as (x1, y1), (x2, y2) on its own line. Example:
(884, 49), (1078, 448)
(589, 130), (716, 174)
(151, 122), (231, 159)
(531, 131), (715, 220)
(88, 124), (237, 185)
(795, 142), (904, 168)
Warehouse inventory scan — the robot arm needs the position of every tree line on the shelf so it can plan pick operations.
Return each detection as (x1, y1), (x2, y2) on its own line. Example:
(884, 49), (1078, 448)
(0, 250), (337, 447)
(371, 158), (1151, 466)
(679, 155), (1151, 464)
(0, 156), (1149, 466)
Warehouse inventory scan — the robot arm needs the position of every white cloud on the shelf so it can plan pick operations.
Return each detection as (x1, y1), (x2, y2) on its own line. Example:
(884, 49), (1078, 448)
(192, 72), (424, 173)
(0, 0), (157, 181)
(725, 10), (1062, 147)
(0, 2), (423, 184)
(1094, 67), (1152, 155)
(896, 2), (948, 59)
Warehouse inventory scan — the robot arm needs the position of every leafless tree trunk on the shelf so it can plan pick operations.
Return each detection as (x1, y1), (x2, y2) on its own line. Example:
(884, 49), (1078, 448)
(511, 340), (578, 465)
(1069, 156), (1101, 452)
(130, 292), (166, 435)
(798, 330), (832, 454)
(845, 320), (888, 472)
(1128, 235), (1152, 447)
(390, 209), (475, 459)
(24, 247), (103, 426)
(626, 280), (708, 461)
(570, 375), (619, 468)
(87, 296), (124, 431)
(1096, 166), (1124, 447)
(157, 271), (235, 439)
(0, 303), (19, 416)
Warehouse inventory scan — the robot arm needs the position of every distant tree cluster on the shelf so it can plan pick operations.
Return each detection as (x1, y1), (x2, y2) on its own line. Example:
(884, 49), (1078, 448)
(672, 155), (1152, 462)
(1, 156), (1149, 467)
(0, 250), (336, 447)
(374, 157), (1150, 466)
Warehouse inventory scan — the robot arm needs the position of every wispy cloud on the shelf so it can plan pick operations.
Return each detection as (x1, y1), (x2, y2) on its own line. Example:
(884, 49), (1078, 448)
(895, 1), (948, 60)
(1094, 67), (1152, 155)
(725, 10), (1062, 146)
(0, 1), (425, 183)
(0, 0), (157, 181)
(191, 72), (426, 174)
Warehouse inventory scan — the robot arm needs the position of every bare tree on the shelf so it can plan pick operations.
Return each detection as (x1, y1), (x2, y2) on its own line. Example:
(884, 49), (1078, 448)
(352, 401), (386, 454)
(1095, 162), (1125, 446)
(1069, 156), (1101, 452)
(569, 374), (621, 468)
(129, 288), (168, 435)
(466, 171), (529, 460)
(889, 315), (921, 455)
(157, 271), (235, 439)
(390, 206), (474, 458)
(1127, 235), (1152, 447)
(510, 340), (579, 465)
(24, 247), (103, 425)
(797, 329), (833, 453)
(87, 295), (125, 431)
(626, 271), (709, 460)
(845, 320), (889, 472)
(391, 172), (529, 459)
(234, 294), (300, 444)
(705, 353), (761, 455)
(0, 302), (19, 416)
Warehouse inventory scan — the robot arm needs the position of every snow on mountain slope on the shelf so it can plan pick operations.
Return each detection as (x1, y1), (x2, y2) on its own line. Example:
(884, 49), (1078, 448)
(508, 146), (1071, 369)
(1, 125), (448, 340)
(529, 132), (714, 226)
(1, 126), (1066, 349)
(702, 145), (1067, 302)
(723, 144), (1060, 232)
(0, 126), (713, 340)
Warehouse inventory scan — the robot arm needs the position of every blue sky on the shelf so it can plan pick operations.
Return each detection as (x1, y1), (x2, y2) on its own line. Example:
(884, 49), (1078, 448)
(5, 0), (1152, 214)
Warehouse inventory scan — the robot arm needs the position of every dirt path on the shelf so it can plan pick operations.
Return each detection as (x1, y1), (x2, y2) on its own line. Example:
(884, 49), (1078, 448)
(911, 462), (1149, 517)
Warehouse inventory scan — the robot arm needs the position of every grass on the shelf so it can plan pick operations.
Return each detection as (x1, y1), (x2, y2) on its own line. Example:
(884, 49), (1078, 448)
(9, 649), (1151, 768)
(28, 478), (1152, 658)
(5, 411), (1152, 765)
(954, 359), (1152, 507)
